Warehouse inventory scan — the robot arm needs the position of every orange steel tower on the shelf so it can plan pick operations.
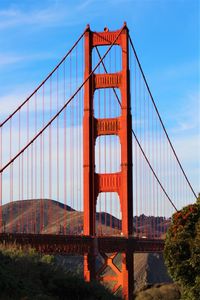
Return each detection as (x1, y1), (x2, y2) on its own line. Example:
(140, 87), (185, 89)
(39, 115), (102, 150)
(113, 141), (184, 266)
(83, 23), (134, 299)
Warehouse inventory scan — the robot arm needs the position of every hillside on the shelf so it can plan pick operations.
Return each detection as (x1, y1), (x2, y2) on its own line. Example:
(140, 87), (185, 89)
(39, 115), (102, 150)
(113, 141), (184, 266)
(1, 199), (169, 238)
(1, 199), (123, 235)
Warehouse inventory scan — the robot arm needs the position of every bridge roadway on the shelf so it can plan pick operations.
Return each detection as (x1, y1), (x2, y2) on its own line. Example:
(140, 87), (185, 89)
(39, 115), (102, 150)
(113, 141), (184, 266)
(0, 233), (164, 254)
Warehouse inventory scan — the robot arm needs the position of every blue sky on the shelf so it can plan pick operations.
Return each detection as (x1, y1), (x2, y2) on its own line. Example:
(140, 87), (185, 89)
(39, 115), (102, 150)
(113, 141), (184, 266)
(0, 0), (199, 194)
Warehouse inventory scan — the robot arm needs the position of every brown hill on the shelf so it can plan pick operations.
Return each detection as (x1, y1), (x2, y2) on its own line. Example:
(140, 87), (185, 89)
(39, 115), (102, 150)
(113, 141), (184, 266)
(1, 199), (169, 238)
(1, 199), (121, 235)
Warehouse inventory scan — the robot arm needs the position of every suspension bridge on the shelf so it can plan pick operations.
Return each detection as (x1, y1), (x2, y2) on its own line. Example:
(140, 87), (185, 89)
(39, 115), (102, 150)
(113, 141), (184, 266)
(0, 23), (197, 299)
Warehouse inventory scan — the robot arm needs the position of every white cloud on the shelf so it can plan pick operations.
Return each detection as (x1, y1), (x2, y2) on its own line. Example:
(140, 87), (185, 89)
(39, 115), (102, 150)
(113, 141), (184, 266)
(173, 132), (200, 163)
(0, 2), (98, 30)
(158, 60), (198, 81)
(0, 52), (56, 67)
(77, 0), (94, 11)
(1, 124), (83, 208)
(169, 91), (200, 134)
(0, 87), (32, 121)
(0, 72), (84, 124)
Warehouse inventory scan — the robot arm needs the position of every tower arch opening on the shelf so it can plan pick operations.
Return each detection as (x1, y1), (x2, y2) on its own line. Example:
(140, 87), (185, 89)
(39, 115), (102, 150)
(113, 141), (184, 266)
(93, 88), (121, 119)
(96, 192), (122, 236)
(95, 135), (121, 174)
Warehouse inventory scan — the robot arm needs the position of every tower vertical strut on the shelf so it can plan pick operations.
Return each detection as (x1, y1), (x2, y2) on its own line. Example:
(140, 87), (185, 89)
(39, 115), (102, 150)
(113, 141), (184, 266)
(83, 23), (134, 300)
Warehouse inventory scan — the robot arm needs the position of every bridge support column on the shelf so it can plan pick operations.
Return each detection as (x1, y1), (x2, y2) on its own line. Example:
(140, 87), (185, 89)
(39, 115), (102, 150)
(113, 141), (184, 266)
(95, 251), (134, 299)
(83, 23), (134, 299)
(84, 253), (96, 282)
(122, 252), (134, 300)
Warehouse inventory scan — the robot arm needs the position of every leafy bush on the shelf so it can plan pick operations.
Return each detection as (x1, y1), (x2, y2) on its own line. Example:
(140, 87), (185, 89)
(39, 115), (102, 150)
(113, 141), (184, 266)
(164, 194), (200, 300)
(0, 243), (120, 300)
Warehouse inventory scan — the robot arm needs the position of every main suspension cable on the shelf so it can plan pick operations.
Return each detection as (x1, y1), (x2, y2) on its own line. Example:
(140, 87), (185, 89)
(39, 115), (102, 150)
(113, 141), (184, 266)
(0, 30), (86, 128)
(128, 35), (197, 199)
(0, 25), (126, 174)
(95, 45), (178, 212)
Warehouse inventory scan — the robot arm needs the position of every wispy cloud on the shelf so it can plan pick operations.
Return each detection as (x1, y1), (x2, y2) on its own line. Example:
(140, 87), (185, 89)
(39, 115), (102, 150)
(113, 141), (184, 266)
(149, 60), (199, 97)
(172, 132), (200, 193)
(158, 60), (199, 81)
(0, 87), (32, 120)
(0, 5), (66, 29)
(0, 2), (99, 30)
(77, 0), (94, 11)
(0, 52), (56, 67)
(169, 91), (200, 134)
(173, 133), (200, 164)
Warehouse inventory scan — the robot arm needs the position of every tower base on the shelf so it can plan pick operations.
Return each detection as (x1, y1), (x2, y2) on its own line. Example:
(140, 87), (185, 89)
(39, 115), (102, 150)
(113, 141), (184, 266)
(84, 251), (134, 300)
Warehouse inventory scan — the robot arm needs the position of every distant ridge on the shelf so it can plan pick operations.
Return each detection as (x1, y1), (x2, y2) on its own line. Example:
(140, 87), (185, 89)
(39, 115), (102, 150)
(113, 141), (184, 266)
(1, 199), (121, 235)
(1, 199), (170, 238)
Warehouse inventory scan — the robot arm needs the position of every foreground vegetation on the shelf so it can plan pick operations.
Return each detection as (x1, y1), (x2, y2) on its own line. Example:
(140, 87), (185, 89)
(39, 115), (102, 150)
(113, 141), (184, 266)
(164, 194), (200, 300)
(0, 244), (120, 300)
(135, 283), (181, 300)
(3, 192), (200, 300)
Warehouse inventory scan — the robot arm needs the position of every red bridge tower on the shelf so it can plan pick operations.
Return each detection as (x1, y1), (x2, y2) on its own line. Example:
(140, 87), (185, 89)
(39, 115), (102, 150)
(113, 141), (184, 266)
(83, 24), (134, 299)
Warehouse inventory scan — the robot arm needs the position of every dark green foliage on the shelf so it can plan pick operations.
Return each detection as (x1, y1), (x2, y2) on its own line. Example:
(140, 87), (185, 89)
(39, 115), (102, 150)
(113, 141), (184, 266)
(164, 194), (200, 300)
(0, 244), (120, 300)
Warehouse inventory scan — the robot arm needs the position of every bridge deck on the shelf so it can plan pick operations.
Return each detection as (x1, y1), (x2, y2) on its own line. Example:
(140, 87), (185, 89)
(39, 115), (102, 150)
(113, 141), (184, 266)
(0, 233), (164, 254)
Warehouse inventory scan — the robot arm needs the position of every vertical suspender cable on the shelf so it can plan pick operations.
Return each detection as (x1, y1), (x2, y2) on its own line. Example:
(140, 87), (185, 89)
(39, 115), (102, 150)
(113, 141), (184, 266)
(9, 118), (12, 232)
(49, 76), (52, 233)
(69, 53), (72, 235)
(27, 100), (30, 231)
(34, 93), (37, 233)
(57, 69), (60, 233)
(63, 61), (67, 234)
(0, 127), (2, 232)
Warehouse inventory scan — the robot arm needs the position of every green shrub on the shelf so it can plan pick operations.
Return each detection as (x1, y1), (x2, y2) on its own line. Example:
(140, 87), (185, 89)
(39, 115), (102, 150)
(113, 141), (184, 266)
(164, 194), (200, 300)
(0, 243), (120, 300)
